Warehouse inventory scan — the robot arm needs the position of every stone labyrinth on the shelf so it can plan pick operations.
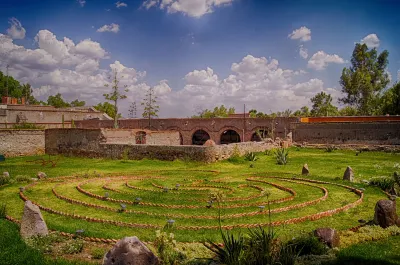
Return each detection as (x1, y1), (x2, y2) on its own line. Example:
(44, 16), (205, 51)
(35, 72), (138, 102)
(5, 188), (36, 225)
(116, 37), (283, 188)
(14, 170), (364, 242)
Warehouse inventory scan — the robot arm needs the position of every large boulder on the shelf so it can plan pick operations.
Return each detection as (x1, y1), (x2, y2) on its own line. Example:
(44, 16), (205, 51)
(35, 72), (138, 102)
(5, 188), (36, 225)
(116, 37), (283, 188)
(302, 164), (310, 175)
(373, 199), (399, 228)
(20, 200), (49, 238)
(103, 236), (159, 265)
(343, 166), (354, 182)
(314, 228), (340, 248)
(203, 139), (216, 147)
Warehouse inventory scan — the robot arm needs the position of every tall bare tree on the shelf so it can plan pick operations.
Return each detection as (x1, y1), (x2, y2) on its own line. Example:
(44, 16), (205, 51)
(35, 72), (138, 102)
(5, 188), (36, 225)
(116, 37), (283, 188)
(104, 69), (128, 128)
(141, 87), (159, 128)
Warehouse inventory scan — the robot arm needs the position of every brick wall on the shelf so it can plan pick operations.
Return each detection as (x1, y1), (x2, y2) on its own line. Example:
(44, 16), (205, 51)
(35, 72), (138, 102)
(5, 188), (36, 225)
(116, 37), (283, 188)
(75, 117), (298, 145)
(292, 122), (400, 145)
(0, 130), (45, 157)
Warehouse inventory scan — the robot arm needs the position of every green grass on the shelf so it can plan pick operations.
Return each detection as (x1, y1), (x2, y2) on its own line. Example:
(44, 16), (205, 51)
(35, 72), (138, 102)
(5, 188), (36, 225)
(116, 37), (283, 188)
(0, 219), (90, 265)
(1, 148), (399, 245)
(334, 236), (400, 265)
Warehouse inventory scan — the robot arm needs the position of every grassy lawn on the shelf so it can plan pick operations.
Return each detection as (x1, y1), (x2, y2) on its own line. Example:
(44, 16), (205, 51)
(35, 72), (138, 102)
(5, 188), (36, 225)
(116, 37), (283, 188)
(0, 147), (399, 263)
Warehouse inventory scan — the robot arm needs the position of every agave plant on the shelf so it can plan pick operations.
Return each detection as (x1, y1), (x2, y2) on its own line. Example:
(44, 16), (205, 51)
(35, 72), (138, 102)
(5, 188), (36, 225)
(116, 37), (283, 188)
(205, 230), (245, 265)
(244, 152), (258, 162)
(275, 148), (289, 165)
(325, 145), (337, 152)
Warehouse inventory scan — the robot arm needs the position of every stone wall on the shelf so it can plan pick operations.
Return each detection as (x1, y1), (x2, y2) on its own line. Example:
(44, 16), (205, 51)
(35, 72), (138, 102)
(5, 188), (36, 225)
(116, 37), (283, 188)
(0, 104), (109, 128)
(0, 130), (45, 157)
(45, 128), (272, 162)
(292, 122), (400, 145)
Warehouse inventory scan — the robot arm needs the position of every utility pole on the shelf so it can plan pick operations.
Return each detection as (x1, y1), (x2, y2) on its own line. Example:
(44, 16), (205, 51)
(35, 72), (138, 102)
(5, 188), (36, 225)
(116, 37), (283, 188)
(148, 88), (152, 128)
(5, 64), (9, 97)
(243, 104), (246, 142)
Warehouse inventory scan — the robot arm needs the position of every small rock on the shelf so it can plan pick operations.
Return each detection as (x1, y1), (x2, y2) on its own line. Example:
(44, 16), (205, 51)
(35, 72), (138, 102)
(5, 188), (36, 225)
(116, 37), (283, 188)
(20, 200), (49, 238)
(314, 228), (340, 248)
(374, 200), (399, 228)
(103, 236), (159, 265)
(302, 164), (310, 175)
(343, 166), (354, 182)
(37, 172), (47, 179)
(362, 179), (369, 184)
(358, 219), (367, 224)
(203, 139), (216, 147)
(3, 172), (9, 178)
(31, 178), (39, 182)
(264, 138), (274, 144)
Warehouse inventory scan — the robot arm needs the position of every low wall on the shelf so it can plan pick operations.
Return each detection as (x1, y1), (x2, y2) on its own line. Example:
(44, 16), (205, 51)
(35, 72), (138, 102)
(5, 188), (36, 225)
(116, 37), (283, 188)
(45, 128), (272, 162)
(0, 130), (45, 157)
(292, 122), (400, 145)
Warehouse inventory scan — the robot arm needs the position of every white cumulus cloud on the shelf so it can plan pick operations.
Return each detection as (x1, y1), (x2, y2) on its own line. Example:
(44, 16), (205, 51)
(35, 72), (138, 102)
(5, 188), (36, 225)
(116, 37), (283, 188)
(116, 1), (128, 8)
(288, 26), (311, 42)
(360, 33), (380, 48)
(299, 45), (308, 59)
(7, 18), (26, 39)
(97, 23), (120, 33)
(142, 0), (235, 18)
(77, 0), (86, 7)
(307, 51), (345, 70)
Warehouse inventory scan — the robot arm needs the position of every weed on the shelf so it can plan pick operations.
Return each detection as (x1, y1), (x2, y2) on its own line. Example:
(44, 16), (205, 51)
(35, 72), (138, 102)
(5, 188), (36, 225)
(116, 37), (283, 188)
(121, 147), (130, 160)
(62, 239), (84, 254)
(154, 230), (186, 265)
(287, 233), (327, 256)
(244, 152), (258, 161)
(12, 122), (45, 130)
(90, 247), (105, 259)
(0, 204), (6, 219)
(325, 145), (337, 153)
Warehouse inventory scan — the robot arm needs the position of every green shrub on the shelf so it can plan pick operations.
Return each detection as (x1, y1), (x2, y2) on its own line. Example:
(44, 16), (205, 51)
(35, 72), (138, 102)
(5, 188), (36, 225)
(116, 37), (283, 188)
(244, 152), (258, 162)
(276, 243), (298, 265)
(205, 230), (245, 265)
(0, 174), (10, 185)
(154, 230), (186, 265)
(275, 148), (289, 165)
(62, 239), (84, 254)
(15, 175), (32, 183)
(325, 145), (337, 152)
(369, 176), (395, 191)
(340, 225), (400, 248)
(25, 233), (65, 254)
(244, 226), (276, 264)
(90, 247), (105, 259)
(0, 204), (6, 219)
(12, 123), (45, 129)
(287, 233), (327, 256)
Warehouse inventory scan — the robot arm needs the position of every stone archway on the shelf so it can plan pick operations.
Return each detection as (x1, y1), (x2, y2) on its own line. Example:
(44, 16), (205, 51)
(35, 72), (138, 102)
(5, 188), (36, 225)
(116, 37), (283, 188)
(192, 129), (211, 145)
(220, 129), (241, 144)
(135, 131), (146, 144)
(251, 129), (269, 142)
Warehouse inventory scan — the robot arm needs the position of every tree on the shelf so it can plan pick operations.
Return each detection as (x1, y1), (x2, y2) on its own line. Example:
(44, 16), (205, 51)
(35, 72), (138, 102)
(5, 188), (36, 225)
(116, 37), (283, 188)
(0, 70), (39, 104)
(192, 105), (235, 118)
(47, 93), (71, 108)
(339, 43), (389, 115)
(380, 82), (400, 115)
(103, 70), (128, 128)
(70, 99), (86, 107)
(293, 106), (311, 117)
(338, 106), (358, 116)
(128, 101), (137, 118)
(94, 102), (121, 119)
(141, 87), (159, 127)
(310, 92), (338, 117)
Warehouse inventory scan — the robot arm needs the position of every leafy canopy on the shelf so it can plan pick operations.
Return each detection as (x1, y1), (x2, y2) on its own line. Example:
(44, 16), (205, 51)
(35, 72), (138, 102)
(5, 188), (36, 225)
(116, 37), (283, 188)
(340, 43), (389, 115)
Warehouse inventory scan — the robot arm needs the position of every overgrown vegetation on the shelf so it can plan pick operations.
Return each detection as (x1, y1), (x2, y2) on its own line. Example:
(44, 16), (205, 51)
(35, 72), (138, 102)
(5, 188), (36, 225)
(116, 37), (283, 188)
(244, 152), (258, 161)
(275, 148), (289, 165)
(12, 122), (45, 130)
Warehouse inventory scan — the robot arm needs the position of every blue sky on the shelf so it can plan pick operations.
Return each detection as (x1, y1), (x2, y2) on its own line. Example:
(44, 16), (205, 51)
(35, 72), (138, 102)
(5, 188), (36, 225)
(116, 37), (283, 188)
(0, 0), (399, 117)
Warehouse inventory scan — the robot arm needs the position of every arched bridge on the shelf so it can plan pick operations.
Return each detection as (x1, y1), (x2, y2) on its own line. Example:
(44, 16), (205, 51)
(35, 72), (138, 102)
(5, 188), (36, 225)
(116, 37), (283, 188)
(76, 117), (298, 145)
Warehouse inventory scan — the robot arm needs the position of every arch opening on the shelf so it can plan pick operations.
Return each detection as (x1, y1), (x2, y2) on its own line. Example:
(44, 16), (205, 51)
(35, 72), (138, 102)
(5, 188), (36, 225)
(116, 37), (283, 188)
(251, 129), (268, 142)
(220, 130), (241, 144)
(135, 131), (146, 144)
(192, 130), (210, 145)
